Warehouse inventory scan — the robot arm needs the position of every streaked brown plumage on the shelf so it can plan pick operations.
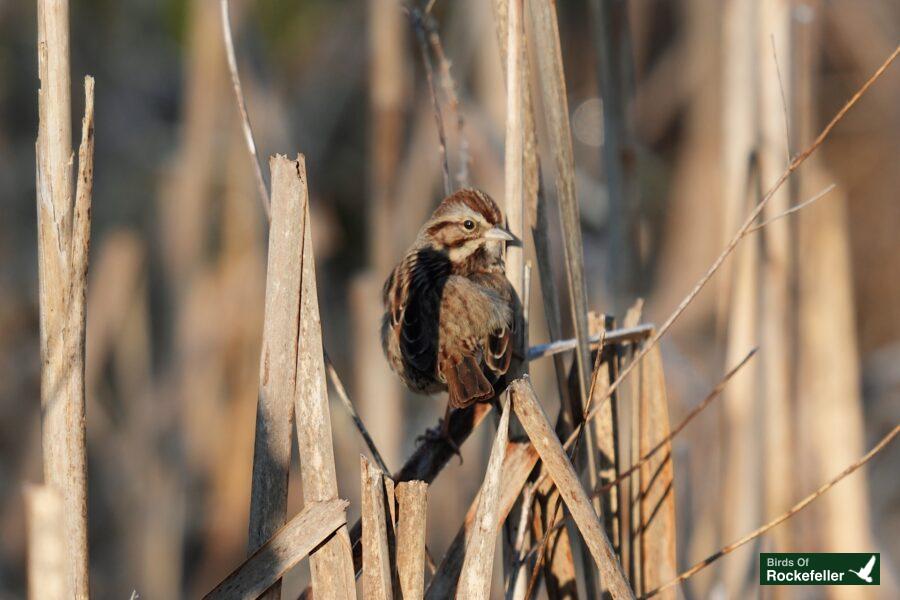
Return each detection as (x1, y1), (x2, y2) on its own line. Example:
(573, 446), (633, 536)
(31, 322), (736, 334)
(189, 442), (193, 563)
(381, 188), (522, 416)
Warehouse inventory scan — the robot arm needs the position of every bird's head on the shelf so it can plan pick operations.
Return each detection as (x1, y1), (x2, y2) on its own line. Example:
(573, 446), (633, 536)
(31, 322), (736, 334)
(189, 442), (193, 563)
(418, 188), (516, 268)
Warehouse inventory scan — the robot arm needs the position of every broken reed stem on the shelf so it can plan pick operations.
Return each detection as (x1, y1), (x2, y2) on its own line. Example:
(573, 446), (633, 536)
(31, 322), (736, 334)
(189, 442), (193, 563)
(204, 500), (349, 600)
(291, 154), (357, 598)
(424, 441), (539, 599)
(593, 347), (758, 497)
(246, 157), (307, 600)
(361, 457), (393, 600)
(36, 0), (95, 588)
(408, 6), (452, 196)
(573, 44), (899, 445)
(219, 0), (270, 217)
(642, 425), (900, 599)
(396, 481), (428, 599)
(457, 398), (512, 600)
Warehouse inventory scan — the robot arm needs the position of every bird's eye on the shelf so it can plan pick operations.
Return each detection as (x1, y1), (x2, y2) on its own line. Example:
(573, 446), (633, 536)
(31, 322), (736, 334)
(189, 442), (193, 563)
(463, 219), (475, 231)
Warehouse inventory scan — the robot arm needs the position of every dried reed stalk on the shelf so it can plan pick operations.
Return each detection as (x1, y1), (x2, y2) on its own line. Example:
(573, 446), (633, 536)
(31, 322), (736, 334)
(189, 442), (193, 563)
(758, 0), (794, 560)
(530, 478), (579, 599)
(425, 441), (538, 599)
(503, 0), (525, 301)
(204, 499), (349, 600)
(351, 402), (493, 577)
(496, 4), (532, 579)
(642, 425), (900, 598)
(457, 398), (512, 599)
(290, 154), (357, 598)
(636, 344), (676, 598)
(792, 11), (874, 562)
(588, 314), (620, 557)
(523, 346), (761, 555)
(515, 5), (601, 576)
(36, 0), (94, 588)
(526, 0), (593, 423)
(511, 378), (634, 600)
(362, 456), (394, 600)
(25, 485), (68, 600)
(504, 482), (536, 600)
(396, 481), (428, 600)
(720, 169), (761, 595)
(621, 302), (643, 592)
(245, 156), (307, 598)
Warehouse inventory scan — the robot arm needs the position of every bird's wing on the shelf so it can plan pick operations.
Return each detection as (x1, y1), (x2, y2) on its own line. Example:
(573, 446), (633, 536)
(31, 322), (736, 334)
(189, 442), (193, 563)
(483, 276), (521, 379)
(393, 248), (450, 376)
(862, 555), (876, 576)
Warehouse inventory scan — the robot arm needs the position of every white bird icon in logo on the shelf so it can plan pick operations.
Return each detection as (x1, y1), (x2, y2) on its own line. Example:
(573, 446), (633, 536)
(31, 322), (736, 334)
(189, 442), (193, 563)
(848, 555), (876, 583)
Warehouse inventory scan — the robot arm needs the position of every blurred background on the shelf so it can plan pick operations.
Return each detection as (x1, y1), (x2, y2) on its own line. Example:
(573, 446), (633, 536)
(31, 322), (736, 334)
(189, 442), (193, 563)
(1, 0), (898, 597)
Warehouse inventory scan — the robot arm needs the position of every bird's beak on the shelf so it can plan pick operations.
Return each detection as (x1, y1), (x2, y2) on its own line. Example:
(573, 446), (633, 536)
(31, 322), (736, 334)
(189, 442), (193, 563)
(484, 227), (515, 242)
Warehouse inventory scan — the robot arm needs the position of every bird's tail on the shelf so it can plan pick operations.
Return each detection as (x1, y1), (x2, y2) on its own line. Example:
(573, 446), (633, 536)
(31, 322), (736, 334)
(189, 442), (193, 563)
(443, 355), (493, 409)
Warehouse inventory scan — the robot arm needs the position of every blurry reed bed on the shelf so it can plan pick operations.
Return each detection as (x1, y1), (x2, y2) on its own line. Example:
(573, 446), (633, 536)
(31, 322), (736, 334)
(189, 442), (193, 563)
(2, 0), (899, 598)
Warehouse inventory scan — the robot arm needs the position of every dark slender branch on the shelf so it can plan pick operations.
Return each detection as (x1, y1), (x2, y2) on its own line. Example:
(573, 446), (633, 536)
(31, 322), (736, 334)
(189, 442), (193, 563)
(219, 0), (270, 217)
(407, 5), (452, 196)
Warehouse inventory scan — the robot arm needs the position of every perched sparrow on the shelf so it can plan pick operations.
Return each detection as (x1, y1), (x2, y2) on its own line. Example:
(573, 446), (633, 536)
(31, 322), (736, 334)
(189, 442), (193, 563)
(381, 188), (522, 434)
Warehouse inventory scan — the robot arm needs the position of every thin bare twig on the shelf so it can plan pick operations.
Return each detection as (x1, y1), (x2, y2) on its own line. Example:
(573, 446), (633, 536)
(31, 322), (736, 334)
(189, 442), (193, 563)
(642, 425), (900, 598)
(593, 348), (758, 497)
(426, 22), (469, 186)
(526, 324), (654, 361)
(220, 0), (270, 217)
(407, 5), (452, 196)
(576, 44), (899, 440)
(746, 184), (835, 234)
(325, 354), (392, 474)
(770, 34), (792, 158)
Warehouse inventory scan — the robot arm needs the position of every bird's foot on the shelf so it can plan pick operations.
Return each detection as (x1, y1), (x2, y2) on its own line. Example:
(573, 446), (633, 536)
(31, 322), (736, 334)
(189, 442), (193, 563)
(416, 420), (463, 464)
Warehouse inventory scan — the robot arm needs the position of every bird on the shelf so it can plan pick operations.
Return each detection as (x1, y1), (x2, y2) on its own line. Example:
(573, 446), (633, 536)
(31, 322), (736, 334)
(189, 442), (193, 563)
(381, 188), (523, 452)
(848, 555), (876, 583)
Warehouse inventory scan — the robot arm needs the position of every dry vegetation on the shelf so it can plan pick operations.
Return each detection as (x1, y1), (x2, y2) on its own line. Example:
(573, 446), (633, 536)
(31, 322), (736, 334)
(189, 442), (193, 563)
(3, 0), (899, 598)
